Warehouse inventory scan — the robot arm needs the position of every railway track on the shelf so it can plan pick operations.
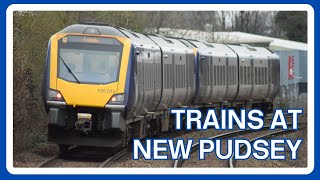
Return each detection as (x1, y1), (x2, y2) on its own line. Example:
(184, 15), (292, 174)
(36, 146), (77, 167)
(98, 148), (128, 167)
(98, 130), (200, 168)
(173, 121), (306, 168)
(228, 128), (299, 168)
(36, 154), (60, 167)
(36, 129), (197, 168)
(36, 145), (120, 168)
(37, 114), (305, 168)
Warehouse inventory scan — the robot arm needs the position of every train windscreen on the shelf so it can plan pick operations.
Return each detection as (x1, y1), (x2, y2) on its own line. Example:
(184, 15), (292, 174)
(57, 35), (123, 84)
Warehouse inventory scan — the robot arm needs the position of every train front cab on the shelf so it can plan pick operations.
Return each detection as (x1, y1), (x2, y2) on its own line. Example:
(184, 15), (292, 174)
(43, 32), (132, 148)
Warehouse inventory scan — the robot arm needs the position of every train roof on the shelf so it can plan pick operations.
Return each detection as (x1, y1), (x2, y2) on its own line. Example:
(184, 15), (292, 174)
(58, 23), (275, 55)
(59, 24), (127, 37)
(59, 23), (194, 48)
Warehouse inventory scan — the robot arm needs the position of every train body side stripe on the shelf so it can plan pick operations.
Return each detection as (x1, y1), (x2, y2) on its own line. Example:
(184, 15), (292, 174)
(49, 34), (59, 89)
(124, 45), (134, 106)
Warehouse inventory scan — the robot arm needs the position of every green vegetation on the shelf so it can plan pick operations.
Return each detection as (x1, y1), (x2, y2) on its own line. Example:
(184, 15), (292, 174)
(275, 11), (307, 43)
(13, 11), (142, 154)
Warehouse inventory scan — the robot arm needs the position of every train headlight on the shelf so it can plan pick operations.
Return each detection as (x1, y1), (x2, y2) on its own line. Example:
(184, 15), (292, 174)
(48, 89), (65, 101)
(108, 93), (126, 104)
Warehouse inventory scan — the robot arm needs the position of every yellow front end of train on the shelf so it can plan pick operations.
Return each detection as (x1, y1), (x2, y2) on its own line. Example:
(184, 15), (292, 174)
(44, 32), (132, 149)
(49, 33), (131, 107)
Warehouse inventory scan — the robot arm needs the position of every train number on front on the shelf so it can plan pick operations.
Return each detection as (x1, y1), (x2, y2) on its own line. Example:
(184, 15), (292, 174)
(98, 89), (115, 93)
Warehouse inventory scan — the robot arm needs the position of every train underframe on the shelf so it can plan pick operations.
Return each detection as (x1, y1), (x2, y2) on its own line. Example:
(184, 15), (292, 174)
(48, 100), (273, 152)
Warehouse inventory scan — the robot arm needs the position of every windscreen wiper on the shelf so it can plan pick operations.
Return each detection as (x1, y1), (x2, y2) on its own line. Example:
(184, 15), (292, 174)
(59, 56), (81, 84)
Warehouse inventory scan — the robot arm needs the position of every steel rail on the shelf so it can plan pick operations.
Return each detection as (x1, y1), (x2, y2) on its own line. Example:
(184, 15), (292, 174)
(228, 126), (305, 168)
(173, 122), (296, 168)
(36, 146), (77, 167)
(98, 148), (128, 167)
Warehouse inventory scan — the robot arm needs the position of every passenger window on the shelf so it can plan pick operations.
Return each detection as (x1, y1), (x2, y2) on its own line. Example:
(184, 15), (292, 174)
(255, 67), (257, 85)
(265, 67), (268, 84)
(229, 66), (232, 85)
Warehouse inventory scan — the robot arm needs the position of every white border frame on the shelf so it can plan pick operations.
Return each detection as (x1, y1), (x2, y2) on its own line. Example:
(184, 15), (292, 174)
(6, 4), (315, 175)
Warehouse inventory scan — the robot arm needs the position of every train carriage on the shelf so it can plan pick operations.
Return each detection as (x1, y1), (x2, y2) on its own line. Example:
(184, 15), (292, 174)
(227, 45), (280, 104)
(187, 40), (239, 104)
(42, 23), (280, 150)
